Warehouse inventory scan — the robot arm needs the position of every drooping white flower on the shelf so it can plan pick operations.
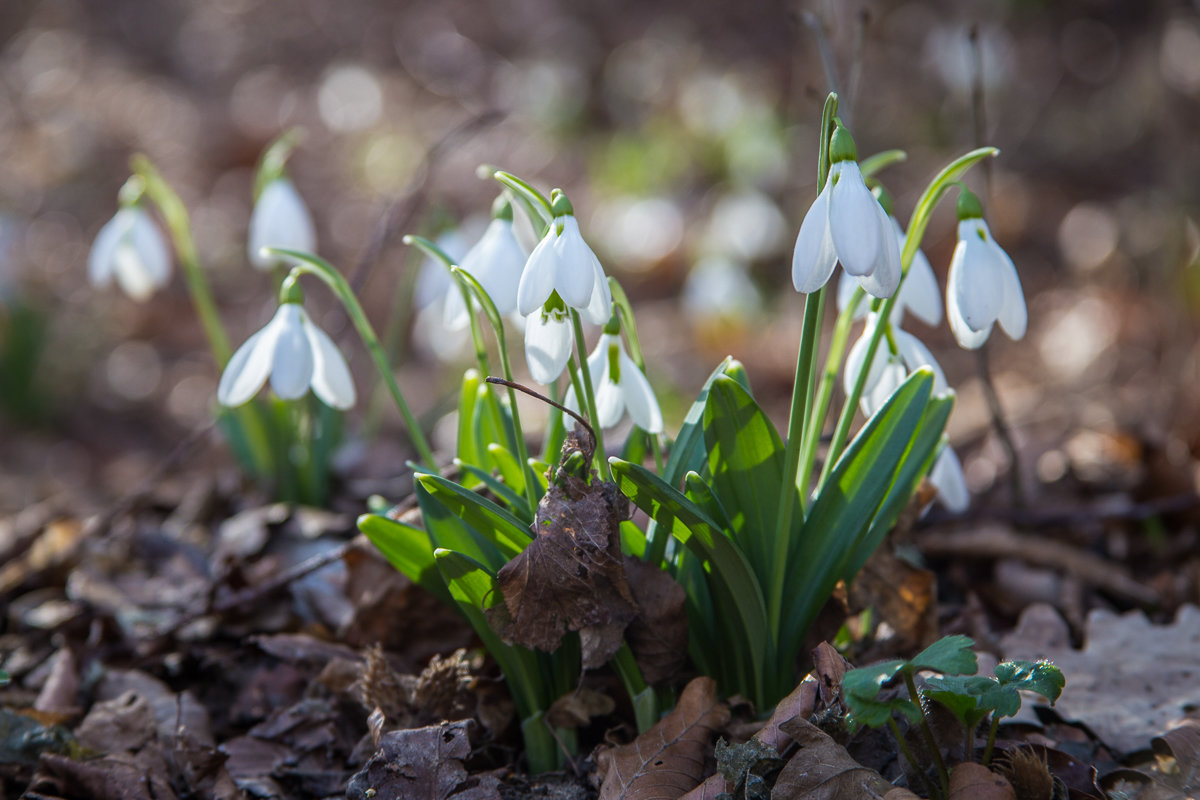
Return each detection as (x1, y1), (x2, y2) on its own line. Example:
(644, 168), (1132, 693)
(565, 330), (663, 433)
(792, 124), (900, 299)
(524, 302), (573, 385)
(845, 315), (949, 418)
(218, 301), (355, 409)
(837, 215), (942, 327)
(88, 206), (171, 301)
(248, 178), (317, 270)
(517, 193), (611, 325)
(683, 255), (762, 321)
(946, 190), (1026, 350)
(929, 445), (969, 512)
(443, 214), (526, 331)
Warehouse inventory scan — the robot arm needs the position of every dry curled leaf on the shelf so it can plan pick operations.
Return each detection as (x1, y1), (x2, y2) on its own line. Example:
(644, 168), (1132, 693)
(948, 762), (1016, 800)
(546, 687), (616, 729)
(344, 719), (500, 800)
(623, 556), (688, 685)
(489, 471), (637, 668)
(772, 717), (892, 800)
(596, 676), (730, 800)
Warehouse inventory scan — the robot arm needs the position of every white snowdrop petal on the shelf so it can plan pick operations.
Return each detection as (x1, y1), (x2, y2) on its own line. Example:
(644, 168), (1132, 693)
(249, 179), (316, 270)
(792, 186), (838, 293)
(953, 222), (1005, 330)
(861, 200), (901, 299)
(844, 322), (888, 398)
(593, 379), (625, 429)
(895, 329), (948, 394)
(899, 245), (943, 327)
(583, 259), (613, 325)
(305, 317), (356, 409)
(517, 232), (558, 316)
(946, 273), (992, 350)
(88, 212), (127, 287)
(441, 285), (471, 331)
(524, 312), (573, 384)
(267, 305), (315, 400)
(619, 352), (663, 433)
(218, 325), (275, 406)
(828, 162), (882, 277)
(553, 218), (597, 310)
(931, 447), (969, 512)
(463, 219), (525, 316)
(994, 243), (1028, 340)
(112, 242), (158, 301)
(130, 209), (171, 289)
(862, 359), (907, 418)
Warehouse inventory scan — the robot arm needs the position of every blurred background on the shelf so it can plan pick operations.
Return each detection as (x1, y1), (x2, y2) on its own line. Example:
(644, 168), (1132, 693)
(2, 0), (1198, 518)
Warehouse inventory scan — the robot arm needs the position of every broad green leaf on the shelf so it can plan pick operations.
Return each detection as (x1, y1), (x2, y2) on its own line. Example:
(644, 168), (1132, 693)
(455, 460), (530, 522)
(662, 357), (750, 487)
(470, 382), (507, 473)
(923, 675), (997, 729)
(994, 660), (1065, 710)
(357, 513), (451, 605)
(702, 376), (785, 582)
(620, 519), (647, 559)
(486, 443), (527, 501)
(846, 691), (923, 729)
(683, 472), (735, 537)
(457, 369), (484, 468)
(781, 371), (934, 658)
(911, 634), (978, 676)
(416, 480), (507, 573)
(417, 474), (533, 560)
(849, 393), (954, 577)
(842, 659), (906, 701)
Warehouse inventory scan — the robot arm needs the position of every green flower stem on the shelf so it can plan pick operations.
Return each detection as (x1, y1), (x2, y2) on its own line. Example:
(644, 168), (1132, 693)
(820, 146), (999, 480)
(859, 148), (907, 179)
(569, 309), (607, 478)
(252, 127), (303, 199)
(132, 156), (274, 481)
(797, 287), (863, 498)
(492, 170), (554, 230)
(888, 716), (935, 800)
(270, 248), (438, 470)
(905, 670), (950, 800)
(981, 714), (1001, 766)
(612, 644), (656, 733)
(451, 266), (540, 512)
(608, 276), (664, 471)
(542, 382), (565, 464)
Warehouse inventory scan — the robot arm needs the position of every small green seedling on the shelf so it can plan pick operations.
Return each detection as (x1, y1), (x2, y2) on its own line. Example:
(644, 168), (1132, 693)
(843, 635), (1065, 800)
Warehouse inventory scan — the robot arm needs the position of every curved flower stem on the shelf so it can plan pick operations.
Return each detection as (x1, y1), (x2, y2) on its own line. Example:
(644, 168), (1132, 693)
(569, 309), (607, 478)
(820, 147), (999, 482)
(131, 156), (275, 480)
(798, 288), (863, 494)
(271, 248), (437, 470)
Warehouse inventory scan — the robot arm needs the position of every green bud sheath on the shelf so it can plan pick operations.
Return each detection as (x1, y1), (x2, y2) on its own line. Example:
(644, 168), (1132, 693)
(957, 186), (984, 220)
(829, 121), (859, 164)
(279, 273), (305, 305)
(491, 195), (514, 222)
(549, 190), (574, 218)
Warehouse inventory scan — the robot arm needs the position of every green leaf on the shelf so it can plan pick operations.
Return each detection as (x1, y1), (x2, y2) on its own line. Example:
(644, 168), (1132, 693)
(911, 634), (978, 676)
(357, 513), (450, 604)
(780, 371), (934, 658)
(923, 675), (997, 729)
(683, 472), (735, 536)
(415, 480), (507, 573)
(846, 691), (923, 729)
(457, 369), (484, 468)
(994, 660), (1065, 710)
(702, 375), (785, 582)
(843, 659), (907, 701)
(859, 149), (908, 179)
(662, 357), (749, 487)
(486, 443), (527, 501)
(455, 460), (531, 522)
(417, 473), (532, 560)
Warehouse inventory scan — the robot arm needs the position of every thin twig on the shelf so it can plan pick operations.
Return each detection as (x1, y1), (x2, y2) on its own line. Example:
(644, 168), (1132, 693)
(485, 376), (596, 462)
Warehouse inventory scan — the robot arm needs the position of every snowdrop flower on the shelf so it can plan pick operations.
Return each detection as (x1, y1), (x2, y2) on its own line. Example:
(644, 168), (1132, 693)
(517, 191), (611, 325)
(443, 200), (526, 330)
(248, 177), (317, 270)
(218, 281), (355, 409)
(565, 318), (662, 432)
(524, 295), (573, 385)
(929, 446), (968, 512)
(845, 315), (948, 418)
(88, 206), (171, 301)
(837, 188), (941, 327)
(793, 122), (900, 299)
(946, 189), (1026, 349)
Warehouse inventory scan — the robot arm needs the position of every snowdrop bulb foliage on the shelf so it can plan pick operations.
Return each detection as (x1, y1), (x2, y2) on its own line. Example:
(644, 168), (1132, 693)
(218, 299), (355, 409)
(837, 214), (942, 327)
(517, 192), (612, 325)
(443, 205), (526, 331)
(248, 178), (316, 270)
(565, 329), (663, 433)
(792, 123), (900, 300)
(946, 189), (1026, 349)
(88, 206), (172, 301)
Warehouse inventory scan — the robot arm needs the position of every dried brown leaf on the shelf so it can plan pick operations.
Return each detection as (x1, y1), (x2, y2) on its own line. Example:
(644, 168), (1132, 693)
(546, 687), (616, 729)
(75, 690), (157, 754)
(623, 556), (688, 685)
(596, 676), (730, 800)
(772, 717), (892, 800)
(344, 719), (500, 800)
(948, 762), (1016, 800)
(490, 474), (636, 668)
(33, 647), (79, 717)
(848, 547), (938, 655)
(882, 789), (922, 800)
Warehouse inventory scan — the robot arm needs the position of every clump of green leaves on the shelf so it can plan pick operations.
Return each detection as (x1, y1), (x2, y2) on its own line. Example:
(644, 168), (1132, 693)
(842, 635), (1065, 799)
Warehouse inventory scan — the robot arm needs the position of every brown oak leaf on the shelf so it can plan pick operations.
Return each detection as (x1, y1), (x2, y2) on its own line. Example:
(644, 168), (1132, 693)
(772, 716), (892, 799)
(623, 555), (689, 685)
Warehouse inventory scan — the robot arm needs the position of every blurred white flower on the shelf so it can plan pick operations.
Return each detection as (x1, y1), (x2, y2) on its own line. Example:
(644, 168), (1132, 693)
(682, 255), (762, 321)
(930, 446), (969, 512)
(248, 178), (316, 270)
(518, 212), (611, 324)
(565, 332), (662, 432)
(443, 216), (526, 330)
(792, 126), (900, 299)
(218, 302), (355, 409)
(88, 206), (171, 301)
(837, 215), (942, 326)
(845, 316), (948, 418)
(524, 303), (574, 385)
(947, 216), (1026, 350)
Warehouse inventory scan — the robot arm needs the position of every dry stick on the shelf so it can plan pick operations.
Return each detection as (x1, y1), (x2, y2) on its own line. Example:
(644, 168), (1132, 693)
(968, 23), (1026, 508)
(485, 376), (596, 464)
(797, 11), (843, 121)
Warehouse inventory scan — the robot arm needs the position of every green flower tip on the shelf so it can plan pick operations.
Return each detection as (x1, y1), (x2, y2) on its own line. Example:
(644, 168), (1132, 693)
(829, 121), (859, 164)
(549, 189), (574, 217)
(957, 187), (984, 221)
(279, 272), (304, 305)
(872, 183), (895, 217)
(117, 175), (147, 208)
(491, 194), (514, 222)
(602, 313), (621, 335)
